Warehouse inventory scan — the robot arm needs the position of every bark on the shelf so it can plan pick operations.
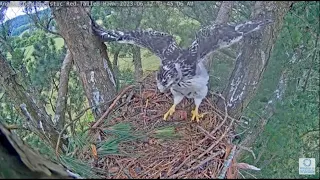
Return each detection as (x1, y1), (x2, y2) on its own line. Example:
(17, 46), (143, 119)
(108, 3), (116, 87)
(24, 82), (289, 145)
(238, 69), (288, 155)
(236, 35), (302, 158)
(113, 46), (122, 91)
(53, 50), (72, 131)
(132, 46), (143, 81)
(132, 9), (144, 82)
(0, 54), (61, 149)
(215, 1), (234, 24)
(51, 5), (117, 119)
(0, 122), (78, 179)
(216, 1), (294, 118)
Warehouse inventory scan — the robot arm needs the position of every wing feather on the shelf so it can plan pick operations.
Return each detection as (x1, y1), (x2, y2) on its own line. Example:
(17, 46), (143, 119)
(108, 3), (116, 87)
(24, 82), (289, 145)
(188, 19), (273, 61)
(91, 19), (181, 63)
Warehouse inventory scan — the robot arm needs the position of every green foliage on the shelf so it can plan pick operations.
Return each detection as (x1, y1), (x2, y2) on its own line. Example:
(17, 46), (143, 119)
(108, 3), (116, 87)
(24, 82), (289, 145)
(238, 1), (320, 178)
(152, 126), (181, 140)
(60, 155), (101, 178)
(98, 122), (144, 156)
(68, 68), (86, 114)
(178, 1), (219, 26)
(26, 33), (65, 102)
(118, 68), (135, 88)
(0, 2), (318, 179)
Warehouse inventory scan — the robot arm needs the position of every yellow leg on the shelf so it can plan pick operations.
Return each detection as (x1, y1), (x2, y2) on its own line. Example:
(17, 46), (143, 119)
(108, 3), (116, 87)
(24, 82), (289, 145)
(191, 107), (205, 122)
(163, 105), (176, 120)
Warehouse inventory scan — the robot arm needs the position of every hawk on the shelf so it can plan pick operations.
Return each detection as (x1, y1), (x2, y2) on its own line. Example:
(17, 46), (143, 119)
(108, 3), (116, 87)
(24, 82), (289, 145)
(91, 18), (272, 122)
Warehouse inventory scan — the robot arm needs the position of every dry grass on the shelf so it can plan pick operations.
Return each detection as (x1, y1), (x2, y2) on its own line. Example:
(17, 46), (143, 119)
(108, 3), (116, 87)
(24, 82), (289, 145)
(83, 72), (239, 179)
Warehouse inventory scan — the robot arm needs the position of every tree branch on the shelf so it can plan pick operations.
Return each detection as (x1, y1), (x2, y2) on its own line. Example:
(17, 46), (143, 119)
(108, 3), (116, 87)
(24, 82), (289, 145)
(0, 54), (61, 149)
(25, 7), (61, 37)
(215, 1), (234, 24)
(205, 1), (234, 75)
(53, 50), (73, 131)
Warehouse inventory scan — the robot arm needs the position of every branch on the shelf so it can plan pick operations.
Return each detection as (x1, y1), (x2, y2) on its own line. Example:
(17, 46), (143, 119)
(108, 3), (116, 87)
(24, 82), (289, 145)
(169, 151), (224, 178)
(206, 1), (234, 74)
(55, 105), (92, 158)
(91, 85), (135, 129)
(215, 1), (234, 24)
(26, 8), (61, 36)
(218, 145), (237, 179)
(49, 84), (56, 113)
(53, 50), (73, 131)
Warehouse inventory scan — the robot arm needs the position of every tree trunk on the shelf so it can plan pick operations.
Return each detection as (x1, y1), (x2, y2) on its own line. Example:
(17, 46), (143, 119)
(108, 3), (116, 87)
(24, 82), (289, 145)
(132, 9), (144, 82)
(238, 69), (288, 156)
(113, 46), (122, 91)
(0, 54), (61, 150)
(132, 46), (143, 81)
(53, 50), (72, 131)
(0, 122), (79, 179)
(205, 1), (234, 78)
(215, 1), (234, 24)
(216, 1), (294, 118)
(51, 5), (117, 119)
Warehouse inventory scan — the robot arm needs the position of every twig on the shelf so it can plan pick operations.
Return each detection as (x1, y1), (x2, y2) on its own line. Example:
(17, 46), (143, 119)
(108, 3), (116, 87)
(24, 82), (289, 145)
(49, 82), (56, 113)
(26, 8), (61, 36)
(240, 169), (258, 179)
(169, 151), (223, 179)
(196, 125), (216, 140)
(4, 124), (31, 131)
(169, 93), (231, 175)
(253, 138), (270, 164)
(238, 145), (256, 160)
(218, 145), (237, 179)
(55, 105), (97, 158)
(91, 85), (135, 129)
(187, 119), (233, 168)
(238, 170), (246, 179)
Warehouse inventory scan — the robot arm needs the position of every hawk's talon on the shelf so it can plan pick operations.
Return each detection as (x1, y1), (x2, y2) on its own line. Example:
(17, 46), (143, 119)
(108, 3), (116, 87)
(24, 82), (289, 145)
(163, 105), (176, 120)
(191, 108), (205, 122)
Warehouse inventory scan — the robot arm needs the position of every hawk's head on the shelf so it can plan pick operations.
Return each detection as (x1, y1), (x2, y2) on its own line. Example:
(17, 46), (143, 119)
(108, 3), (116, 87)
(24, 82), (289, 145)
(156, 63), (182, 93)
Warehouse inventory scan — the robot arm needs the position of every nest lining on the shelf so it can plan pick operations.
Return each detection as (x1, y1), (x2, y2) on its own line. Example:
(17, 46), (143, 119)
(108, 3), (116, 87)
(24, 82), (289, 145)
(85, 72), (238, 179)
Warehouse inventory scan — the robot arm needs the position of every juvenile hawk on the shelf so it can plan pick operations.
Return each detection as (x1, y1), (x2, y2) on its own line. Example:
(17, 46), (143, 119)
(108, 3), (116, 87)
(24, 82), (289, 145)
(91, 18), (272, 122)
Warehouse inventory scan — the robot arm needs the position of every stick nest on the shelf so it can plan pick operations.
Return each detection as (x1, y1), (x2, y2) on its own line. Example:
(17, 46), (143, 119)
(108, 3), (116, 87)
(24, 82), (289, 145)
(86, 72), (238, 179)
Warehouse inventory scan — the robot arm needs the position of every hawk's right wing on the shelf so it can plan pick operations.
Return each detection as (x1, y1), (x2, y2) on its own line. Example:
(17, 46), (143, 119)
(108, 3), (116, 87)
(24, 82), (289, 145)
(91, 19), (181, 63)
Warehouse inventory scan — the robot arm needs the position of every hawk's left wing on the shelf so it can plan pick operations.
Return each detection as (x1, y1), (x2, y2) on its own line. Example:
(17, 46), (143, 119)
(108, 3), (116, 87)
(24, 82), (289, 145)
(188, 19), (273, 61)
(91, 18), (181, 63)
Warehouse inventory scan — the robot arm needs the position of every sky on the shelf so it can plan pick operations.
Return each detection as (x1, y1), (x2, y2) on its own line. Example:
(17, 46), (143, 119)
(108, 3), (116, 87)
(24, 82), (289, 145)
(3, 1), (48, 22)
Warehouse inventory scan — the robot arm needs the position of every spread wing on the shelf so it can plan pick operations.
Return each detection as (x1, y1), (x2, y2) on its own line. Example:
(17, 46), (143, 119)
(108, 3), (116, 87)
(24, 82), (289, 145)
(91, 19), (181, 64)
(188, 19), (273, 61)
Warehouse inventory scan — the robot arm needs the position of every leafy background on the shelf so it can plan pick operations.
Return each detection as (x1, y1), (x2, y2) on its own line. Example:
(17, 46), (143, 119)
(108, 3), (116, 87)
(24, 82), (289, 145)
(0, 1), (319, 178)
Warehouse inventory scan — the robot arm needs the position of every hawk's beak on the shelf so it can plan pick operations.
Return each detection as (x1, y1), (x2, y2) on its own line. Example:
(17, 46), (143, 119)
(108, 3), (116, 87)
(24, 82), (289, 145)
(157, 81), (165, 93)
(158, 87), (165, 93)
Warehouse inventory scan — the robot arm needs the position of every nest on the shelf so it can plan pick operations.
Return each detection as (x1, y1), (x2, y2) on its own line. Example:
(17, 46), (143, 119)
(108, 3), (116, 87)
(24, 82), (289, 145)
(86, 72), (239, 179)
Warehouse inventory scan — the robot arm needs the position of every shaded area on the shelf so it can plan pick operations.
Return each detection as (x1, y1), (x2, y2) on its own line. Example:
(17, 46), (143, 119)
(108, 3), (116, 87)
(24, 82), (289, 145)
(0, 121), (80, 179)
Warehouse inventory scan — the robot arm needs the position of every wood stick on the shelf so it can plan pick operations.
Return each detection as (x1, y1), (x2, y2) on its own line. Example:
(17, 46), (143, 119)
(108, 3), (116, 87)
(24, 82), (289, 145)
(91, 85), (135, 128)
